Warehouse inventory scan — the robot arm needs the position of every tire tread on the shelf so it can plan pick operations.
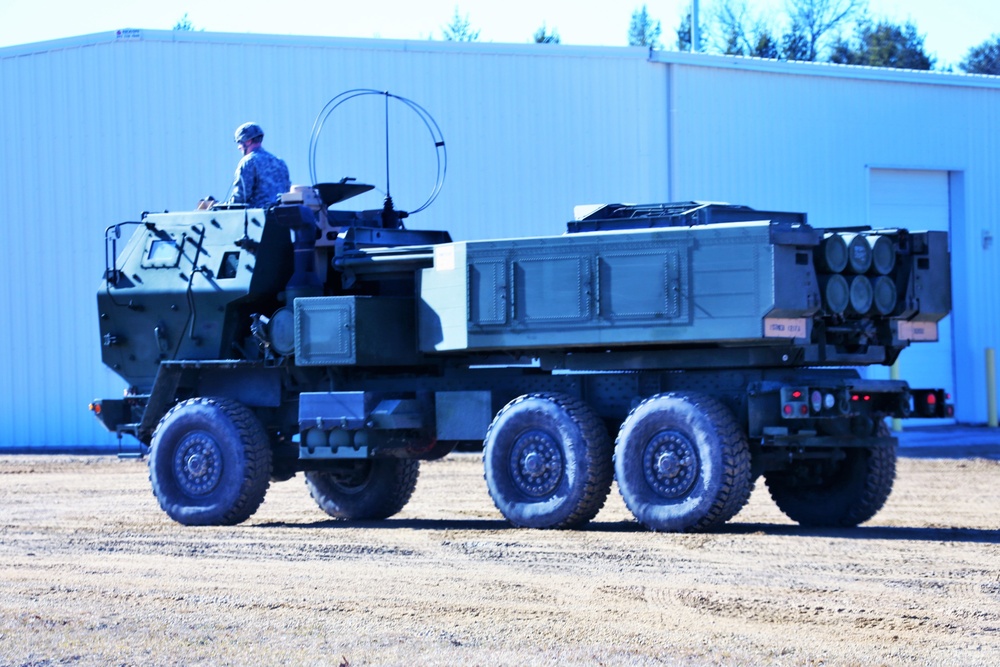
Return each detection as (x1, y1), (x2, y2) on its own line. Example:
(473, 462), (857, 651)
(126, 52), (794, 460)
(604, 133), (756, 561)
(305, 458), (420, 521)
(150, 397), (272, 526)
(615, 392), (754, 532)
(764, 419), (896, 527)
(484, 392), (613, 529)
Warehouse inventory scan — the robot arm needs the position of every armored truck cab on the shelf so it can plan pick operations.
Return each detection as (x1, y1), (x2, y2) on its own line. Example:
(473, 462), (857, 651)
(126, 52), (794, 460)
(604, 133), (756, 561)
(93, 192), (952, 532)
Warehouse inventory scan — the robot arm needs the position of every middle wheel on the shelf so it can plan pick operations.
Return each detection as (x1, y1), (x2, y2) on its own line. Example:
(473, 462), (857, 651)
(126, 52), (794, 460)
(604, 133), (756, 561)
(614, 392), (753, 532)
(483, 393), (613, 529)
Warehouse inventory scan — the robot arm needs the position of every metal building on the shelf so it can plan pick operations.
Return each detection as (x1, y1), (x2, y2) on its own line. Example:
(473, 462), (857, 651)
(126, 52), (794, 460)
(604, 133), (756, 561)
(1, 29), (997, 448)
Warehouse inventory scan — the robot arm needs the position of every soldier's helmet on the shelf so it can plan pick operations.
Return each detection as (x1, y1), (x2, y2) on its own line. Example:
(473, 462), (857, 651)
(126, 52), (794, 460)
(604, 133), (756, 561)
(234, 122), (264, 144)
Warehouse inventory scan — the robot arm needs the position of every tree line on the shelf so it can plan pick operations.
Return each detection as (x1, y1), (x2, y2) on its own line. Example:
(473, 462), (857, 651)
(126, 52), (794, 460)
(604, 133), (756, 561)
(638, 0), (1000, 75)
(451, 0), (1000, 75)
(173, 3), (1000, 75)
(624, 0), (994, 73)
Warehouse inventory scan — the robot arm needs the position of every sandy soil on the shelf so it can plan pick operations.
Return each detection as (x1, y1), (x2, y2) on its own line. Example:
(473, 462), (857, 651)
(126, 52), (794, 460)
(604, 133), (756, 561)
(0, 453), (997, 666)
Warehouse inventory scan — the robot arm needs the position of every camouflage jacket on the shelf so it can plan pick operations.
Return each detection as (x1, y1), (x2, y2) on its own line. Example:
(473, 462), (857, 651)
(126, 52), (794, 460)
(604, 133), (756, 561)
(230, 147), (291, 208)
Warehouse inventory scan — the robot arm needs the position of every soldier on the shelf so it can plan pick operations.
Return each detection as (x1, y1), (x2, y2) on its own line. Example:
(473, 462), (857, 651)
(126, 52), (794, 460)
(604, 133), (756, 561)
(229, 122), (291, 208)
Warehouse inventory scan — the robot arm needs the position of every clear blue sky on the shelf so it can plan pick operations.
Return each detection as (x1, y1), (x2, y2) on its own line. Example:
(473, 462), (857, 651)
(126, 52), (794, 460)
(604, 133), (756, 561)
(1, 1), (997, 69)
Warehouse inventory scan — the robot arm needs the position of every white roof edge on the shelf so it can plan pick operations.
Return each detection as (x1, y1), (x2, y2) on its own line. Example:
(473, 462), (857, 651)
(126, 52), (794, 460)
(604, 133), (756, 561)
(4, 29), (1000, 90)
(649, 49), (1000, 89)
(0, 28), (651, 61)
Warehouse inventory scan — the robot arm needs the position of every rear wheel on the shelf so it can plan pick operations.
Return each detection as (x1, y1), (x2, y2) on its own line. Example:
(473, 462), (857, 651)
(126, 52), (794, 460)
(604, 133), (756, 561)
(614, 393), (752, 532)
(305, 459), (420, 520)
(765, 420), (896, 527)
(483, 393), (613, 529)
(149, 397), (272, 526)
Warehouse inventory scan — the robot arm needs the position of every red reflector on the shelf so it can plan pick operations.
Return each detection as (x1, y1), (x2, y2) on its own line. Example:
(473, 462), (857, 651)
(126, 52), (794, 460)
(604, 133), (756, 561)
(926, 393), (937, 405)
(783, 404), (793, 416)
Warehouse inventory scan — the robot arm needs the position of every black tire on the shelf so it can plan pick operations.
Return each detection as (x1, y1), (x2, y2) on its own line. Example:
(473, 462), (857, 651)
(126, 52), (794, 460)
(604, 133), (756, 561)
(149, 397), (272, 526)
(614, 392), (753, 532)
(305, 458), (420, 520)
(765, 420), (896, 527)
(483, 392), (613, 529)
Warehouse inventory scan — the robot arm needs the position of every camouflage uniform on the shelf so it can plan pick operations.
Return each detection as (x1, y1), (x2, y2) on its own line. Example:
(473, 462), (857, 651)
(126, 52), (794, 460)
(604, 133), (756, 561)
(230, 147), (291, 208)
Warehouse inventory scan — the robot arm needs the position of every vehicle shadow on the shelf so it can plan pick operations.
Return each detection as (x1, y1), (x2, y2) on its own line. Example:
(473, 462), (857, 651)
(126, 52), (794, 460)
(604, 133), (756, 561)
(255, 518), (1000, 544)
(255, 517), (511, 531)
(717, 522), (1000, 544)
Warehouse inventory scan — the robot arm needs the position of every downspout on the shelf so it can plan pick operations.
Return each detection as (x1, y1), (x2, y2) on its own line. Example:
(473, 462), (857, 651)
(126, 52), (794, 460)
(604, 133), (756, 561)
(666, 61), (675, 202)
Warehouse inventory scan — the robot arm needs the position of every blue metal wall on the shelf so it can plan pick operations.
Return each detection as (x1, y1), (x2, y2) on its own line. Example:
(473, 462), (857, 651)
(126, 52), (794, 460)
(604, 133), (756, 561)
(0, 31), (997, 448)
(0, 31), (667, 447)
(659, 53), (1000, 422)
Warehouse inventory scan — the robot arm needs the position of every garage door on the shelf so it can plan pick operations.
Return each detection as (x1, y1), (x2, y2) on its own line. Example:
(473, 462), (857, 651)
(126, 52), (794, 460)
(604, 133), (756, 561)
(868, 168), (954, 424)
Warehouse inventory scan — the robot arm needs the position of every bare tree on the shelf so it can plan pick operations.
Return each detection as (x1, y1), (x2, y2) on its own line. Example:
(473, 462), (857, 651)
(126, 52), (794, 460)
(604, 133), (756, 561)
(783, 0), (866, 61)
(710, 0), (779, 58)
(713, 0), (753, 55)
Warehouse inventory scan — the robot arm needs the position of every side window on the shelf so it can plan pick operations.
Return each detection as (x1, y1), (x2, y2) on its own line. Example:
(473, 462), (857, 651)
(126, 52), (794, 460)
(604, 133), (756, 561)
(218, 251), (240, 279)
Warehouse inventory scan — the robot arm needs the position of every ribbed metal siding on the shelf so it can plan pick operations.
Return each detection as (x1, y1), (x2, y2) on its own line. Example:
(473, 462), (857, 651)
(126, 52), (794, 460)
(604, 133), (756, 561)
(3, 33), (1000, 448)
(669, 65), (965, 223)
(666, 61), (1000, 422)
(953, 88), (1000, 424)
(0, 33), (667, 447)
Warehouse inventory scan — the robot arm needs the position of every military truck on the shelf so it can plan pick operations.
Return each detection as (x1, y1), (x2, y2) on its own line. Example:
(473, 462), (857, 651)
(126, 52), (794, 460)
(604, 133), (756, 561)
(91, 94), (951, 532)
(91, 186), (952, 532)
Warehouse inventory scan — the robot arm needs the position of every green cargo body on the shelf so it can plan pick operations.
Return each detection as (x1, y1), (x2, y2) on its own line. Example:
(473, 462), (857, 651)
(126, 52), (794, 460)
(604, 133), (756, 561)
(418, 221), (818, 353)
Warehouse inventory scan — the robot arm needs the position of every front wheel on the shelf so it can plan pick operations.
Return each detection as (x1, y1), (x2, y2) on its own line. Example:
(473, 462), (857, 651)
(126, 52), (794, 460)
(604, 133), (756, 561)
(614, 392), (752, 532)
(305, 458), (420, 520)
(483, 393), (613, 529)
(149, 397), (272, 526)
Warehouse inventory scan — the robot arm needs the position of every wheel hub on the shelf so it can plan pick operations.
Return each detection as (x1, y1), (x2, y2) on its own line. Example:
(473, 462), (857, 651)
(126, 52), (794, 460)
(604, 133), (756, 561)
(510, 430), (563, 497)
(656, 451), (682, 478)
(523, 451), (545, 475)
(643, 431), (698, 499)
(328, 461), (374, 495)
(174, 431), (223, 497)
(186, 452), (209, 477)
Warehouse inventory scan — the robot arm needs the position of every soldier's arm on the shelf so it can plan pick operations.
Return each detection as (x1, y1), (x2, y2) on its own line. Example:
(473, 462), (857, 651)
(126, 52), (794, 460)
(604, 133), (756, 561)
(230, 158), (256, 204)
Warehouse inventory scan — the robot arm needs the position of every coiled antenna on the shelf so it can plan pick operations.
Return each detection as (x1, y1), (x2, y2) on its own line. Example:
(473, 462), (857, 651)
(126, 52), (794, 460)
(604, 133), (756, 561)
(308, 89), (447, 215)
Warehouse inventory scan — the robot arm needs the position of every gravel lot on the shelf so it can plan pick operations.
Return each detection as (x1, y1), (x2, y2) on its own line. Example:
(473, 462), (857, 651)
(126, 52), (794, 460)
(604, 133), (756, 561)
(0, 452), (998, 666)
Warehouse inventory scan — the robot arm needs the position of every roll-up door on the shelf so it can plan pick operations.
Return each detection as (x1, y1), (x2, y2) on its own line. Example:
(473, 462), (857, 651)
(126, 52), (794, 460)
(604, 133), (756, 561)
(868, 168), (954, 423)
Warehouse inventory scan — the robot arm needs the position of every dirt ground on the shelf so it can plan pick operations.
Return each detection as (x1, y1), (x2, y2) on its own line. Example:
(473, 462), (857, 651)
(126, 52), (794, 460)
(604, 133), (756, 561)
(0, 452), (997, 667)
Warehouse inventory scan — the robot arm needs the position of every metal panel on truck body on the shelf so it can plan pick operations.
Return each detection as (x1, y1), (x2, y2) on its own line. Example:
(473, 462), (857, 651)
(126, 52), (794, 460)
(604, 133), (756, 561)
(418, 222), (798, 353)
